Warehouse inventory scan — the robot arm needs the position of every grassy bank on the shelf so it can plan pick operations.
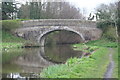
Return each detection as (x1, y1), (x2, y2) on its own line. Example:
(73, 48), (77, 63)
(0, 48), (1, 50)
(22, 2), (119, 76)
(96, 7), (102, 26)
(2, 30), (40, 49)
(41, 47), (109, 78)
(84, 39), (117, 47)
(1, 19), (39, 49)
(1, 30), (28, 64)
(2, 30), (27, 49)
(1, 19), (30, 31)
(1, 19), (26, 49)
(41, 39), (118, 78)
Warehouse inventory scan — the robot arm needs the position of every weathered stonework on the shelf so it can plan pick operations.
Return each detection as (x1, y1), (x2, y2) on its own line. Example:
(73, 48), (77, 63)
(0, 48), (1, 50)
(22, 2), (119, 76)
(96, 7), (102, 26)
(14, 19), (102, 46)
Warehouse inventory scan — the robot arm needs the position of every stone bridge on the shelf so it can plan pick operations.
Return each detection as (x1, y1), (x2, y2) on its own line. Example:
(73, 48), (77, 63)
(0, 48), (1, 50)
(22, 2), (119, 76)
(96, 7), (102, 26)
(14, 19), (102, 46)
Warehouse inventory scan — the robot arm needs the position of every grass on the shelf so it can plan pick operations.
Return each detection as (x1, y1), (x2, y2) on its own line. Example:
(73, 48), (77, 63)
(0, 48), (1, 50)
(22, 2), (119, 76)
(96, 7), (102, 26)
(41, 47), (109, 78)
(2, 20), (21, 31)
(2, 30), (25, 43)
(2, 30), (26, 49)
(1, 19), (30, 31)
(73, 43), (99, 53)
(85, 39), (118, 47)
(1, 43), (23, 49)
(2, 30), (39, 49)
(1, 19), (38, 49)
(112, 48), (118, 78)
(118, 43), (120, 79)
(41, 39), (118, 78)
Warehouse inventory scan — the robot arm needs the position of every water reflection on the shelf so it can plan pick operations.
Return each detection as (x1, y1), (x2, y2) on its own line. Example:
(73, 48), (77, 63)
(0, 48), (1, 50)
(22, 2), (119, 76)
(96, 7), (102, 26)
(2, 44), (83, 78)
(2, 73), (40, 78)
(43, 45), (83, 63)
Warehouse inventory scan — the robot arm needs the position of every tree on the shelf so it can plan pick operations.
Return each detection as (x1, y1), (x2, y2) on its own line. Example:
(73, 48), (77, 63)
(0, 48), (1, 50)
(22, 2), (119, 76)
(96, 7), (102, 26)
(2, 1), (18, 20)
(17, 0), (84, 19)
(29, 0), (44, 19)
(58, 2), (84, 19)
(17, 3), (30, 19)
(118, 1), (120, 42)
(95, 3), (117, 21)
(95, 2), (118, 41)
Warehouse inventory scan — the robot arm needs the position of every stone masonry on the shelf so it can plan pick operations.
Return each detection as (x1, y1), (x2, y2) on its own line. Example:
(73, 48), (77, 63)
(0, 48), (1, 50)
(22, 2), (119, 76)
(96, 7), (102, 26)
(14, 19), (102, 46)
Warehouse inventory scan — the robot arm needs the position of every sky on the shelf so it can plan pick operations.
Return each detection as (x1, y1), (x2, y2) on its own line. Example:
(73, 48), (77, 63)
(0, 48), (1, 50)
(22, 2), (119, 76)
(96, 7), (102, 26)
(67, 0), (117, 16)
(15, 0), (117, 17)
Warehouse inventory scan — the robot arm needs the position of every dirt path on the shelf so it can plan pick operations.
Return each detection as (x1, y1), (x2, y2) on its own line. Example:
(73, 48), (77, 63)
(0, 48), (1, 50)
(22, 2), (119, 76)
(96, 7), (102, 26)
(104, 48), (114, 78)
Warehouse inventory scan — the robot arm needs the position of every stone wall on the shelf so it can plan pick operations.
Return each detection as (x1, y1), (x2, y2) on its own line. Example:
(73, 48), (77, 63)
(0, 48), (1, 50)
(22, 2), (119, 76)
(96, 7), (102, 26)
(21, 19), (97, 28)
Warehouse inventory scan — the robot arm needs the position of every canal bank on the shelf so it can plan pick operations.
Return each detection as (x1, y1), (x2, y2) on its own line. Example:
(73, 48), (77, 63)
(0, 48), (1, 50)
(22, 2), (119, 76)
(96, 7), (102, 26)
(1, 30), (40, 50)
(40, 39), (118, 78)
(1, 20), (40, 50)
(2, 33), (118, 78)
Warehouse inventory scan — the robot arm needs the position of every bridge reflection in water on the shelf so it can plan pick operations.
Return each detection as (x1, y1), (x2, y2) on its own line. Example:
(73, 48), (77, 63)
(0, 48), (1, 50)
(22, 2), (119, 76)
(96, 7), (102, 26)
(2, 45), (83, 78)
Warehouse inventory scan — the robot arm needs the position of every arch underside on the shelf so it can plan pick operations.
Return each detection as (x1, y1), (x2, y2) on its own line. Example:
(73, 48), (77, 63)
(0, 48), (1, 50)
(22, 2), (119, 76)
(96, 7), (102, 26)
(38, 28), (85, 46)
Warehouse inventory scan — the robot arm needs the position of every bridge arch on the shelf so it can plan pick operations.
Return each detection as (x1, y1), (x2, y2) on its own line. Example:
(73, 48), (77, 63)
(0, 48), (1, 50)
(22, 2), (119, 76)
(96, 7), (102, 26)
(37, 27), (85, 46)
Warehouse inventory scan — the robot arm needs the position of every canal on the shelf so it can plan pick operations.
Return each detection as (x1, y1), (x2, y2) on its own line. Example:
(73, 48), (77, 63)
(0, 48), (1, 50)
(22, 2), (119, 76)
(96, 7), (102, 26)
(2, 44), (83, 78)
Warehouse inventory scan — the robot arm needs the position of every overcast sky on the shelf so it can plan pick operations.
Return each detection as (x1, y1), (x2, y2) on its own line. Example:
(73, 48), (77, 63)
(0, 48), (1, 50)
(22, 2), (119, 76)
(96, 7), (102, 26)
(67, 0), (117, 16)
(15, 0), (117, 16)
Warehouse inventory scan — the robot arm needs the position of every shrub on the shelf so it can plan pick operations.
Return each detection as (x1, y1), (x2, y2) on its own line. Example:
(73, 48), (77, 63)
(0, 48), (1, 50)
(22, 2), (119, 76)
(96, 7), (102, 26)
(97, 20), (117, 42)
(97, 20), (115, 33)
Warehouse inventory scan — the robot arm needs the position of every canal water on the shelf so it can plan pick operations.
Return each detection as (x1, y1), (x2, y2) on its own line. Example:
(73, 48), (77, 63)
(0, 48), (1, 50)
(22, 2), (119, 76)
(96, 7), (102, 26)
(2, 45), (83, 78)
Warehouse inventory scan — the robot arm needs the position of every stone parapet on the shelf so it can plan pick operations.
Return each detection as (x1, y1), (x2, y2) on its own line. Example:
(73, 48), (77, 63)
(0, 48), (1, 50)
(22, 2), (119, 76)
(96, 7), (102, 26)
(21, 19), (96, 28)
